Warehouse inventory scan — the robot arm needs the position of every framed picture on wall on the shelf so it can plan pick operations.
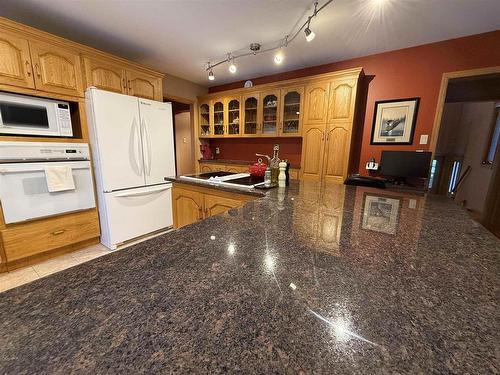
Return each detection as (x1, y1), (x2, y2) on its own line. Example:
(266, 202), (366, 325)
(370, 97), (420, 145)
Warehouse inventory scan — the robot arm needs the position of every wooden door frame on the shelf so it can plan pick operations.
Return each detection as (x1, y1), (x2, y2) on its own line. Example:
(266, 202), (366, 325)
(164, 95), (197, 175)
(429, 66), (500, 235)
(429, 66), (500, 154)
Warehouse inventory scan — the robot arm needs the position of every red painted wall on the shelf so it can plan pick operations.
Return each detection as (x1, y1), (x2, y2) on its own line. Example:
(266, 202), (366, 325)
(209, 31), (500, 174)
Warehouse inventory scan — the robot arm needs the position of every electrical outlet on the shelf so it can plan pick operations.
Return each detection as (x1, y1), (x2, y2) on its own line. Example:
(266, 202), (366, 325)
(420, 134), (428, 144)
(215, 147), (220, 154)
(182, 137), (187, 144)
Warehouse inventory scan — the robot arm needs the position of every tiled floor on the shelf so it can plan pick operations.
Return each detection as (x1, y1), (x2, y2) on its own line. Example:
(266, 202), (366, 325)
(0, 244), (110, 293)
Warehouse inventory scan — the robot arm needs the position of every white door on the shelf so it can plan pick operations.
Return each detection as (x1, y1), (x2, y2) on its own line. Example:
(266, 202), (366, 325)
(138, 99), (176, 185)
(86, 88), (145, 191)
(0, 161), (95, 223)
(100, 184), (173, 248)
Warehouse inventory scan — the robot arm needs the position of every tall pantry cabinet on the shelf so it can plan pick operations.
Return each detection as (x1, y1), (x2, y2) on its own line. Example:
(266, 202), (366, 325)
(301, 70), (361, 183)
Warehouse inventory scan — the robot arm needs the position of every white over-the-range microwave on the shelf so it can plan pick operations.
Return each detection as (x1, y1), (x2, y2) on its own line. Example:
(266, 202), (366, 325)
(0, 92), (73, 137)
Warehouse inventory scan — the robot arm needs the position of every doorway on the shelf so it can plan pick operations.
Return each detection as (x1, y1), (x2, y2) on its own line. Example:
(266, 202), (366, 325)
(431, 69), (500, 233)
(165, 99), (196, 176)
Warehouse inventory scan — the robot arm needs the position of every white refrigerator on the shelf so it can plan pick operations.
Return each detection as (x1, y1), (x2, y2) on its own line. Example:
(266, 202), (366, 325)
(85, 88), (176, 249)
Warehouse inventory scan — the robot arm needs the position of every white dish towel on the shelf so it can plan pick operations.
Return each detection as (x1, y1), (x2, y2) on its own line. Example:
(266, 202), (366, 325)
(44, 165), (75, 192)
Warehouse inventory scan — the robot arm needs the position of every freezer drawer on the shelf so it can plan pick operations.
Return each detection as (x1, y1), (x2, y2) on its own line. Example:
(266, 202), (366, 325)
(100, 184), (173, 248)
(0, 161), (96, 224)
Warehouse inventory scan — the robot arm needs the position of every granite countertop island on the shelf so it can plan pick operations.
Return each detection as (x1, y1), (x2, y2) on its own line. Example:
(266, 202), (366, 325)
(1, 181), (499, 374)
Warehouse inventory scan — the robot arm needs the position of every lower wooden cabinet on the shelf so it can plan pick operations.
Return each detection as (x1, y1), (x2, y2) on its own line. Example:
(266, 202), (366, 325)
(0, 209), (100, 262)
(172, 187), (204, 228)
(172, 183), (256, 228)
(204, 194), (241, 217)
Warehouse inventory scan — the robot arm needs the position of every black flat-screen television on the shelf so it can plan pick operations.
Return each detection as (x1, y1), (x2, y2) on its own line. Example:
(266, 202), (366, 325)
(380, 151), (432, 180)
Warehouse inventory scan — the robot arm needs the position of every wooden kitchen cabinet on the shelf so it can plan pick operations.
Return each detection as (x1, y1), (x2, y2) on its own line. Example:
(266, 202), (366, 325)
(0, 29), (35, 89)
(204, 194), (241, 217)
(29, 40), (84, 97)
(261, 90), (280, 136)
(303, 81), (329, 124)
(226, 96), (241, 136)
(280, 86), (303, 136)
(327, 78), (357, 123)
(212, 99), (225, 136)
(126, 69), (162, 101)
(172, 187), (204, 228)
(199, 101), (211, 137)
(323, 122), (351, 183)
(242, 93), (260, 136)
(301, 124), (326, 181)
(172, 183), (256, 228)
(83, 56), (127, 94)
(0, 209), (99, 262)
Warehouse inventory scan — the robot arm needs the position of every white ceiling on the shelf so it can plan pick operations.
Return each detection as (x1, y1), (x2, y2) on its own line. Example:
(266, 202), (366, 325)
(1, 0), (499, 87)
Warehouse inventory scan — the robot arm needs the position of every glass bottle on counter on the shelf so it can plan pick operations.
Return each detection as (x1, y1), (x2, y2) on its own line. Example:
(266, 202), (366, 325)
(270, 144), (281, 184)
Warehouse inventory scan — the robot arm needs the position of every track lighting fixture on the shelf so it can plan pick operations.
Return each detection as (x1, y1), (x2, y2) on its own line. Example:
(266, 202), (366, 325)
(304, 27), (315, 42)
(205, 0), (330, 78)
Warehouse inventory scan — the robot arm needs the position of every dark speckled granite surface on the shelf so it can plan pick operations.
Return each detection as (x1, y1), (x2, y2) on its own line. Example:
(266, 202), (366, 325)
(1, 181), (499, 374)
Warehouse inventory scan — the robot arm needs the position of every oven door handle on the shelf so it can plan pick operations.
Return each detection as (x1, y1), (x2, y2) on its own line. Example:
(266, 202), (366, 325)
(0, 164), (90, 174)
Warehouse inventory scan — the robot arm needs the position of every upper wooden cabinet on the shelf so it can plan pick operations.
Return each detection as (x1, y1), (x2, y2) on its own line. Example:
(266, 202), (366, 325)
(212, 99), (225, 136)
(280, 86), (304, 136)
(242, 93), (260, 136)
(199, 101), (211, 137)
(327, 79), (357, 123)
(226, 97), (241, 136)
(0, 18), (163, 99)
(83, 56), (127, 94)
(126, 70), (162, 101)
(303, 82), (329, 124)
(261, 90), (280, 136)
(0, 29), (34, 89)
(29, 40), (84, 97)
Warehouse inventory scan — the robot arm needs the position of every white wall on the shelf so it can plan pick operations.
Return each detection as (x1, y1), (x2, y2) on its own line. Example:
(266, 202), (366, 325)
(163, 74), (207, 102)
(453, 102), (496, 214)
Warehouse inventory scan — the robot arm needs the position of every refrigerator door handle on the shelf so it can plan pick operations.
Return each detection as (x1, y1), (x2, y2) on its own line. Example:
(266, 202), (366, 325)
(114, 185), (171, 198)
(129, 117), (142, 176)
(141, 117), (152, 176)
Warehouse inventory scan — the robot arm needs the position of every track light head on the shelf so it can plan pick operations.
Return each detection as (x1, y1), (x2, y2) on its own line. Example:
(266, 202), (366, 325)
(304, 27), (315, 42)
(229, 63), (237, 74)
(208, 70), (215, 81)
(274, 51), (284, 65)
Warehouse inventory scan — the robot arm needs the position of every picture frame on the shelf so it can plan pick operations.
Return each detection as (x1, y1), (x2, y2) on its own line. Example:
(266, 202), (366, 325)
(361, 193), (401, 235)
(370, 97), (420, 145)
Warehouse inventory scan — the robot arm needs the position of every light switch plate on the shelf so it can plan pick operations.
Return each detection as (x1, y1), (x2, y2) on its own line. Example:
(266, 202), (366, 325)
(215, 147), (220, 154)
(420, 134), (429, 144)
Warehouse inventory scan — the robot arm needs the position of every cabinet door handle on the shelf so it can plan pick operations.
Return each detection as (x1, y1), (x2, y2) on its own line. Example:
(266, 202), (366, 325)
(321, 131), (325, 141)
(128, 80), (132, 90)
(52, 229), (66, 236)
(34, 63), (41, 78)
(123, 78), (127, 89)
(326, 132), (330, 141)
(198, 206), (203, 220)
(25, 61), (31, 76)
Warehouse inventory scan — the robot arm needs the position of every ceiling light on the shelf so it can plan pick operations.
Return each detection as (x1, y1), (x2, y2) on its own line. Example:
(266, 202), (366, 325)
(274, 51), (284, 65)
(208, 70), (215, 81)
(304, 27), (315, 42)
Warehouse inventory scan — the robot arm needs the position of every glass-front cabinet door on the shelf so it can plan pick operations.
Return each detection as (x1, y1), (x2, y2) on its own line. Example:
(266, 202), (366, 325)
(242, 94), (260, 136)
(199, 102), (211, 137)
(280, 87), (304, 136)
(261, 91), (280, 136)
(213, 99), (225, 136)
(227, 97), (241, 136)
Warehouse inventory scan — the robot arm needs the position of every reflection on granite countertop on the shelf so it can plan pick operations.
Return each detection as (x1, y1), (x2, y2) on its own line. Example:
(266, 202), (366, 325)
(164, 176), (267, 197)
(1, 182), (499, 374)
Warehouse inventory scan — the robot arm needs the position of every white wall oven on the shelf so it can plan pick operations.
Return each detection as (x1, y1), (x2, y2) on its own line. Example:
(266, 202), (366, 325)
(0, 142), (95, 223)
(0, 92), (73, 137)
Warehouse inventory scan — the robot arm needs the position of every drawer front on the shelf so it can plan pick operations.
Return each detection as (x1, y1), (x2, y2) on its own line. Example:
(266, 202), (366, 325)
(1, 210), (100, 261)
